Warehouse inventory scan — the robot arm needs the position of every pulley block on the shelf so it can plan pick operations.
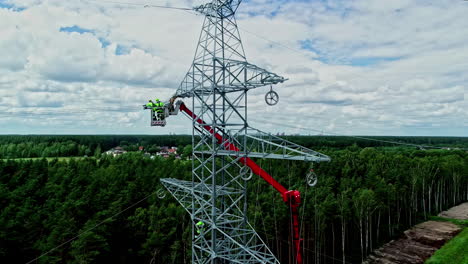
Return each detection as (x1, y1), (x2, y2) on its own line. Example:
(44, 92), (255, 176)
(156, 188), (166, 199)
(306, 168), (318, 187)
(265, 85), (279, 106)
(240, 166), (253, 181)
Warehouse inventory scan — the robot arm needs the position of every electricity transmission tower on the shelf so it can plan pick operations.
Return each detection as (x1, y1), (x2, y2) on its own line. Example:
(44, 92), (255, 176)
(147, 1), (331, 263)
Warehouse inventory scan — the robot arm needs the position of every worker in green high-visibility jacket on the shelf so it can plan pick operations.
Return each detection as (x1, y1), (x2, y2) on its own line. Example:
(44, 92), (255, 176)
(146, 100), (158, 119)
(195, 221), (205, 237)
(154, 99), (165, 120)
(146, 100), (155, 108)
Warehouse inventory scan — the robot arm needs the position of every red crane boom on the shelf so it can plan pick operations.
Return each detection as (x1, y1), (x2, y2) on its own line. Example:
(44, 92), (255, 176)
(180, 103), (303, 264)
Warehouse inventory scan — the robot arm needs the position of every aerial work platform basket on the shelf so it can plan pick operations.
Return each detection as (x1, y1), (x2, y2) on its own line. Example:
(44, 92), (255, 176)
(142, 100), (182, 127)
(142, 106), (166, 127)
(151, 117), (166, 127)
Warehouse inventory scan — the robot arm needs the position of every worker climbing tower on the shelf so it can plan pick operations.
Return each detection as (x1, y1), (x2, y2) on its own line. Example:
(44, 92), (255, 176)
(149, 0), (331, 263)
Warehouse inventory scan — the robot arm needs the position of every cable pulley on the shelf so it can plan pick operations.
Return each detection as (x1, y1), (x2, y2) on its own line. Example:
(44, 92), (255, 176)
(306, 168), (318, 187)
(265, 85), (279, 106)
(240, 166), (253, 181)
(156, 188), (166, 199)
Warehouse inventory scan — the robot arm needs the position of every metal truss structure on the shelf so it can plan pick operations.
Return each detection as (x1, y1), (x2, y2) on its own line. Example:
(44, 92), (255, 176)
(197, 127), (331, 162)
(154, 1), (331, 263)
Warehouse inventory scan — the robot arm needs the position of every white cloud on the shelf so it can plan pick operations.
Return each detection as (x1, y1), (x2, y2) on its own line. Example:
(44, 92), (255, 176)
(0, 0), (466, 136)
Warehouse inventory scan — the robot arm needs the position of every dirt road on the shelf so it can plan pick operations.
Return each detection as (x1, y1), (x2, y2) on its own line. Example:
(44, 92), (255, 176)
(438, 202), (468, 220)
(363, 202), (467, 264)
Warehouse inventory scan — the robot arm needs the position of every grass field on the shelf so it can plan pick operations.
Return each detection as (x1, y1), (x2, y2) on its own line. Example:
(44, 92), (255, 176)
(425, 220), (468, 264)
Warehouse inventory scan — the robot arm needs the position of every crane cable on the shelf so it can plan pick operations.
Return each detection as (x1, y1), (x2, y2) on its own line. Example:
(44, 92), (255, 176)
(252, 158), (264, 236)
(297, 171), (309, 264)
(288, 160), (295, 263)
(269, 159), (280, 259)
(255, 224), (355, 264)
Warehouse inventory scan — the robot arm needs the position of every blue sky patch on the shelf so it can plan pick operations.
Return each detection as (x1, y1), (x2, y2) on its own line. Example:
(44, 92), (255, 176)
(98, 37), (111, 48)
(59, 25), (94, 34)
(299, 39), (331, 63)
(60, 26), (112, 48)
(349, 56), (401, 67)
(115, 44), (131, 55)
(0, 1), (26, 11)
(300, 39), (401, 66)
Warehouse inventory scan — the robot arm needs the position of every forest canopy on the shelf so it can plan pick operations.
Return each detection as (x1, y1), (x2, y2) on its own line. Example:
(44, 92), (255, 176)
(0, 135), (467, 263)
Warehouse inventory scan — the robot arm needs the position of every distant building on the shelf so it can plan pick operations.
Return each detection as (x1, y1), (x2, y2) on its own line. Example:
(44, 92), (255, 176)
(139, 146), (144, 151)
(161, 146), (169, 152)
(105, 146), (127, 157)
(156, 146), (178, 158)
(168, 148), (177, 154)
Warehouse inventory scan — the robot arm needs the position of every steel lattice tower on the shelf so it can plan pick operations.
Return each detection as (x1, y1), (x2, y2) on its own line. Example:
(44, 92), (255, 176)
(157, 1), (330, 263)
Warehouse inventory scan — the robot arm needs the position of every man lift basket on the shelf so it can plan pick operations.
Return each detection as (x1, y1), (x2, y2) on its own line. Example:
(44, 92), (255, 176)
(142, 99), (182, 127)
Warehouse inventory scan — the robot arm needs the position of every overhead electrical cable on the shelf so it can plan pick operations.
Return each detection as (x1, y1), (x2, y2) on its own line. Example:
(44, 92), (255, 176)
(85, 0), (192, 11)
(249, 117), (468, 151)
(238, 26), (317, 59)
(25, 191), (157, 264)
(231, 17), (468, 84)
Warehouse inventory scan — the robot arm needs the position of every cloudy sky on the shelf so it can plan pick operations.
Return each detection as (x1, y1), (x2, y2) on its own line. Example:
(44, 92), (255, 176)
(0, 0), (467, 136)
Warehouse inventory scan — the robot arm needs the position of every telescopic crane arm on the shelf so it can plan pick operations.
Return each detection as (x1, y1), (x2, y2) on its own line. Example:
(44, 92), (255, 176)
(179, 102), (304, 264)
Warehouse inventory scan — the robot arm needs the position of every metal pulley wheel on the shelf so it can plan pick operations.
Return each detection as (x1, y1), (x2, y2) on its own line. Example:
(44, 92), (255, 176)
(240, 166), (253, 181)
(156, 188), (166, 199)
(306, 168), (318, 187)
(265, 86), (279, 106)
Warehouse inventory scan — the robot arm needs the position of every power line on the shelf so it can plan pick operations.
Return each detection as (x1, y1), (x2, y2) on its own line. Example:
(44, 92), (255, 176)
(84, 0), (192, 11)
(249, 117), (468, 151)
(238, 24), (468, 83)
(239, 26), (318, 59)
(237, 26), (466, 150)
(25, 191), (157, 264)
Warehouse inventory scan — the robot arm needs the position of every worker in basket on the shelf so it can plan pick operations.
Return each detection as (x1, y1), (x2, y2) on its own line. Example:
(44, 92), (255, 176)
(154, 99), (165, 120)
(146, 100), (158, 119)
(195, 220), (205, 238)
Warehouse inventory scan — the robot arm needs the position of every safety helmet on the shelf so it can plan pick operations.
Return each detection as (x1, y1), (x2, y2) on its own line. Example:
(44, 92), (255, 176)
(155, 98), (160, 102)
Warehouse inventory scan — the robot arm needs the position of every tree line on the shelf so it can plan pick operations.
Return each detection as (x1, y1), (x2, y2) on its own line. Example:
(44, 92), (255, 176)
(0, 136), (467, 263)
(1, 135), (467, 159)
(0, 135), (191, 159)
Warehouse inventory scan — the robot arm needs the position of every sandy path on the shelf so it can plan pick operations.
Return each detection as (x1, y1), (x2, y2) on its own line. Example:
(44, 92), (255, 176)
(438, 202), (468, 220)
(363, 202), (468, 264)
